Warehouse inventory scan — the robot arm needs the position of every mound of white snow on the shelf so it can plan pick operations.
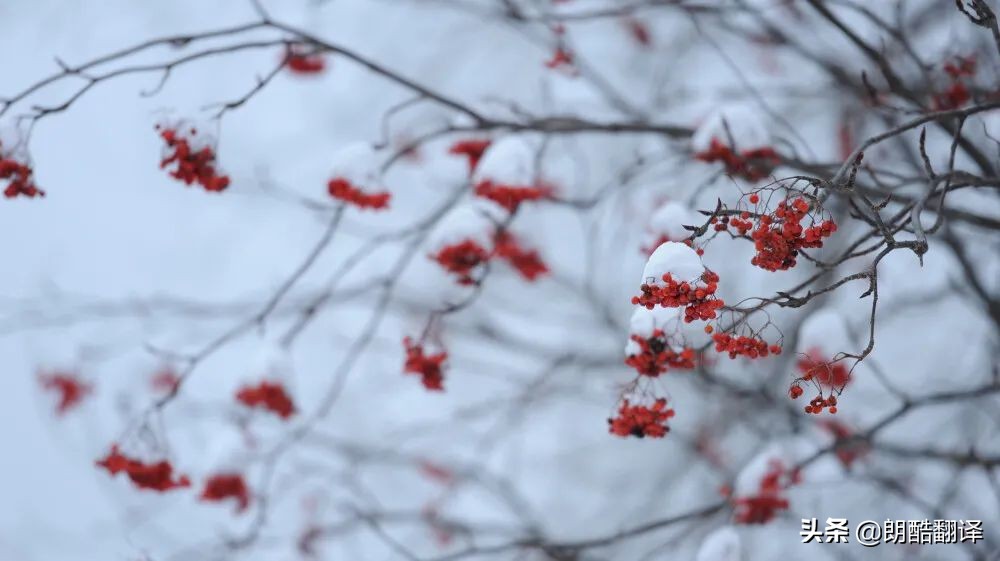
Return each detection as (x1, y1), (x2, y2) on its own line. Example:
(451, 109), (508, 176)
(642, 241), (704, 284)
(692, 104), (771, 153)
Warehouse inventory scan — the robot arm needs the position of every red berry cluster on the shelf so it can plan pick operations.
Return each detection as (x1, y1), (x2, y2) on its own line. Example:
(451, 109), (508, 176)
(431, 231), (548, 285)
(494, 231), (549, 281)
(327, 177), (391, 210)
(607, 398), (675, 438)
(933, 83), (971, 111)
(944, 55), (977, 79)
(200, 472), (251, 513)
(235, 380), (296, 419)
(797, 348), (851, 388)
(157, 126), (230, 192)
(448, 139), (491, 174)
(631, 271), (724, 323)
(788, 384), (804, 399)
(804, 393), (837, 415)
(403, 337), (448, 391)
(285, 45), (326, 75)
(731, 460), (797, 525)
(474, 179), (553, 213)
(431, 239), (492, 285)
(712, 333), (781, 359)
(933, 55), (976, 110)
(714, 211), (757, 235)
(625, 329), (696, 377)
(748, 197), (836, 271)
(96, 445), (191, 492)
(37, 370), (91, 415)
(0, 146), (44, 199)
(694, 138), (780, 182)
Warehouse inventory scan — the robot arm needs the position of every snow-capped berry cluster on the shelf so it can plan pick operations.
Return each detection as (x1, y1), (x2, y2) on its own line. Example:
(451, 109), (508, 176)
(403, 337), (448, 391)
(933, 55), (976, 110)
(730, 459), (798, 525)
(431, 239), (492, 285)
(235, 380), (296, 419)
(448, 139), (491, 174)
(471, 136), (554, 213)
(691, 105), (778, 182)
(739, 197), (836, 272)
(430, 139), (554, 284)
(607, 398), (675, 438)
(635, 242), (721, 311)
(694, 138), (780, 182)
(796, 348), (851, 388)
(326, 143), (391, 210)
(156, 124), (230, 192)
(712, 333), (781, 360)
(625, 329), (696, 377)
(428, 205), (549, 286)
(96, 445), (191, 492)
(327, 178), (391, 209)
(632, 270), (724, 323)
(611, 243), (723, 440)
(37, 370), (91, 415)
(474, 180), (553, 213)
(199, 472), (251, 513)
(641, 201), (701, 255)
(493, 231), (549, 281)
(0, 143), (43, 199)
(285, 45), (326, 75)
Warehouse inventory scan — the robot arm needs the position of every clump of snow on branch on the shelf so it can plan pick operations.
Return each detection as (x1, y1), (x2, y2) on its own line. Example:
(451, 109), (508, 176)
(647, 200), (699, 243)
(248, 338), (295, 379)
(691, 104), (771, 152)
(472, 136), (535, 186)
(642, 241), (705, 285)
(329, 141), (385, 188)
(624, 305), (682, 356)
(428, 205), (497, 250)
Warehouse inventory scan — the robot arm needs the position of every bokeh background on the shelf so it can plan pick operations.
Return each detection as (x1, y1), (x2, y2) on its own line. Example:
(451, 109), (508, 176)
(1, 1), (998, 560)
